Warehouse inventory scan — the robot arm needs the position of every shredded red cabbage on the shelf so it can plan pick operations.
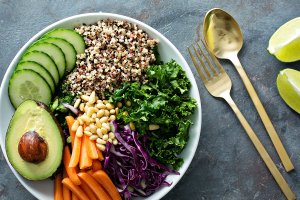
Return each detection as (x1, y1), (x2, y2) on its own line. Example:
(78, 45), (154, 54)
(62, 103), (79, 115)
(103, 121), (179, 199)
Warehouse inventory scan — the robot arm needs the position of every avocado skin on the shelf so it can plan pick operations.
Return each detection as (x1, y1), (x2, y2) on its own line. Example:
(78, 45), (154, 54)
(6, 100), (64, 180)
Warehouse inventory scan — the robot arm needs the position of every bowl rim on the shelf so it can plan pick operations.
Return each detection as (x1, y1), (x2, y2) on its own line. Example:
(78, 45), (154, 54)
(0, 12), (202, 200)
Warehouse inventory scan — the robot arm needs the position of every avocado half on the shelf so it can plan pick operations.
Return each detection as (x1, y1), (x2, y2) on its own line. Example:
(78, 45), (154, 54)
(6, 100), (63, 180)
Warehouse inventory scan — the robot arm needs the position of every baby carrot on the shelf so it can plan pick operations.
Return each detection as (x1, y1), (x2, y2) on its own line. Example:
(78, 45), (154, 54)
(78, 172), (111, 200)
(80, 181), (98, 200)
(62, 169), (72, 200)
(63, 146), (81, 185)
(92, 159), (102, 171)
(69, 131), (82, 168)
(87, 139), (98, 159)
(72, 193), (79, 200)
(66, 116), (76, 148)
(62, 178), (89, 200)
(93, 170), (121, 200)
(79, 135), (92, 169)
(54, 173), (63, 200)
(96, 148), (104, 161)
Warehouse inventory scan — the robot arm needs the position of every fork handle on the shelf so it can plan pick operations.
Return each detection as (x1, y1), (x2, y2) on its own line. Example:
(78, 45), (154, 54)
(230, 55), (294, 172)
(223, 93), (296, 200)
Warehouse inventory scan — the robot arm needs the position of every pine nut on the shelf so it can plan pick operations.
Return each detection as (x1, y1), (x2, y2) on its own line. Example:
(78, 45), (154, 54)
(71, 120), (79, 131)
(96, 103), (106, 109)
(97, 128), (103, 138)
(126, 100), (131, 107)
(76, 126), (83, 137)
(96, 138), (106, 144)
(84, 131), (92, 136)
(97, 100), (103, 104)
(102, 123), (110, 131)
(78, 117), (84, 125)
(117, 102), (122, 108)
(81, 95), (90, 102)
(101, 127), (108, 135)
(104, 110), (110, 116)
(88, 91), (96, 104)
(103, 100), (108, 104)
(100, 116), (108, 123)
(129, 122), (135, 130)
(74, 99), (81, 108)
(92, 113), (97, 119)
(112, 139), (118, 145)
(108, 132), (115, 139)
(89, 135), (98, 141)
(97, 109), (105, 118)
(87, 107), (94, 117)
(106, 103), (114, 110)
(89, 124), (97, 133)
(96, 118), (102, 128)
(96, 143), (106, 151)
(110, 109), (116, 114)
(108, 138), (113, 143)
(103, 134), (109, 141)
(79, 103), (85, 111)
(149, 124), (160, 130)
(85, 126), (91, 132)
(115, 107), (119, 115)
(109, 115), (116, 121)
(81, 115), (90, 124)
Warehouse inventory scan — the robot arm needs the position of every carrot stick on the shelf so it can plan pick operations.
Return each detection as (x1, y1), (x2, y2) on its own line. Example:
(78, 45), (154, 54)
(62, 169), (72, 200)
(80, 181), (98, 200)
(92, 159), (102, 171)
(66, 116), (76, 148)
(96, 148), (104, 161)
(62, 178), (89, 200)
(54, 173), (63, 200)
(86, 169), (94, 176)
(87, 139), (99, 159)
(63, 146), (81, 185)
(79, 135), (92, 169)
(69, 131), (82, 167)
(93, 170), (121, 200)
(72, 193), (79, 200)
(78, 172), (112, 200)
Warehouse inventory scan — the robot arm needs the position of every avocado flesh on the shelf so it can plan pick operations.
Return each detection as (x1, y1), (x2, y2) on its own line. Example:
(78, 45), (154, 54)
(6, 100), (63, 180)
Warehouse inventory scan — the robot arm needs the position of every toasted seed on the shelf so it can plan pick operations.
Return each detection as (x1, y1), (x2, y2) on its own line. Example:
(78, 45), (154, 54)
(109, 115), (116, 121)
(78, 117), (84, 125)
(117, 102), (122, 108)
(108, 132), (115, 139)
(100, 116), (108, 123)
(87, 107), (94, 117)
(81, 95), (90, 102)
(106, 103), (114, 110)
(97, 100), (103, 104)
(103, 134), (109, 141)
(102, 123), (110, 131)
(74, 99), (81, 108)
(149, 124), (160, 130)
(96, 118), (102, 128)
(89, 124), (97, 133)
(97, 128), (103, 138)
(96, 138), (106, 144)
(81, 115), (90, 124)
(85, 126), (91, 132)
(126, 100), (132, 107)
(89, 135), (98, 141)
(88, 91), (96, 104)
(129, 122), (135, 130)
(108, 138), (113, 143)
(96, 143), (106, 151)
(84, 131), (93, 136)
(103, 100), (108, 104)
(97, 103), (106, 109)
(71, 120), (79, 131)
(123, 111), (128, 116)
(79, 103), (85, 111)
(76, 126), (83, 137)
(104, 110), (110, 116)
(92, 113), (97, 119)
(112, 139), (118, 145)
(101, 127), (108, 135)
(115, 107), (119, 115)
(110, 109), (116, 114)
(97, 109), (105, 118)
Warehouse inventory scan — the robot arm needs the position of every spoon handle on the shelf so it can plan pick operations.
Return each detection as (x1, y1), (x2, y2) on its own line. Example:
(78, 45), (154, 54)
(230, 55), (294, 172)
(222, 92), (296, 200)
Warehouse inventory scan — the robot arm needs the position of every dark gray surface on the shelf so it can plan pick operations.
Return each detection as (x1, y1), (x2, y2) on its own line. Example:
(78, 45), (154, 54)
(0, 0), (300, 199)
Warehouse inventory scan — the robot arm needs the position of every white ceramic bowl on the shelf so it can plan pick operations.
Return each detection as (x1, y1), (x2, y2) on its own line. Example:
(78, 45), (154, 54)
(0, 13), (202, 200)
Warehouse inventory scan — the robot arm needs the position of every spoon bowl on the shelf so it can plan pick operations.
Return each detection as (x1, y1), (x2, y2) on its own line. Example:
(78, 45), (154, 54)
(203, 8), (243, 59)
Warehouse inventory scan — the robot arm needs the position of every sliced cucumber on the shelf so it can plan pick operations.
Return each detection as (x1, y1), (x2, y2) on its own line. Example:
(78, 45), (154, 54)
(20, 51), (59, 85)
(27, 42), (66, 78)
(16, 61), (56, 94)
(39, 37), (76, 72)
(9, 69), (52, 108)
(43, 28), (85, 54)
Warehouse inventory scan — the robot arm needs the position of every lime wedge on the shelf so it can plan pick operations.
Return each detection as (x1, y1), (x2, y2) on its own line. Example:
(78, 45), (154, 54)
(277, 68), (300, 113)
(268, 17), (300, 62)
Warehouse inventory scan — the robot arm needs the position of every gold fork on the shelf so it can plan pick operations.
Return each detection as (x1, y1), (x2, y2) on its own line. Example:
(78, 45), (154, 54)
(188, 40), (296, 200)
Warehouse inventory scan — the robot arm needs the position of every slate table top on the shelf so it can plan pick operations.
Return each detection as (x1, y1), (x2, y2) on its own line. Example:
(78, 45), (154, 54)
(0, 0), (299, 199)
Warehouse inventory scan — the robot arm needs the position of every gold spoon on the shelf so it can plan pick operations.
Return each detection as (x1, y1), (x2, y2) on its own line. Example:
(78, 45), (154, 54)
(203, 8), (294, 172)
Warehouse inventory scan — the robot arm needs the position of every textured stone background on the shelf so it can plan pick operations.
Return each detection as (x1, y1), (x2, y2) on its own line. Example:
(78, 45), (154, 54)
(0, 0), (300, 199)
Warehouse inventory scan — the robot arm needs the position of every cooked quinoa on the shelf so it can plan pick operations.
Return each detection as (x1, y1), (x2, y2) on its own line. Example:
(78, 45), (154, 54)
(65, 19), (158, 99)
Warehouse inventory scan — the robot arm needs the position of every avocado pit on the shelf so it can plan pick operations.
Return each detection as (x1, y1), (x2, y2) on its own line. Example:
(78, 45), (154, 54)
(18, 130), (48, 163)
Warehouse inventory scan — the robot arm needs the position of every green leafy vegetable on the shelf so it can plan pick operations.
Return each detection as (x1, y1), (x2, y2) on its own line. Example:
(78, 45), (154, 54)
(110, 60), (197, 169)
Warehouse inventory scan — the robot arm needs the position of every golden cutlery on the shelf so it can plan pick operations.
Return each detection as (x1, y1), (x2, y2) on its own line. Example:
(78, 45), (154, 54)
(187, 40), (296, 200)
(202, 8), (294, 172)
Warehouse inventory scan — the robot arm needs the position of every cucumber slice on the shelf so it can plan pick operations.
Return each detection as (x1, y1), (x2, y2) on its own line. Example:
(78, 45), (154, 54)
(21, 51), (59, 85)
(43, 28), (85, 54)
(39, 37), (76, 72)
(27, 42), (66, 78)
(9, 69), (52, 108)
(16, 61), (56, 94)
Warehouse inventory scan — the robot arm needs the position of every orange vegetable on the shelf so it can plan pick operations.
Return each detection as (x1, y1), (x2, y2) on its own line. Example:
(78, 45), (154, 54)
(54, 173), (63, 200)
(62, 178), (89, 200)
(93, 170), (121, 200)
(63, 146), (81, 185)
(80, 181), (98, 200)
(86, 169), (94, 176)
(62, 169), (72, 200)
(69, 135), (82, 168)
(79, 135), (92, 169)
(78, 172), (111, 200)
(87, 139), (98, 159)
(72, 193), (79, 200)
(96, 148), (104, 161)
(66, 116), (76, 148)
(92, 159), (102, 171)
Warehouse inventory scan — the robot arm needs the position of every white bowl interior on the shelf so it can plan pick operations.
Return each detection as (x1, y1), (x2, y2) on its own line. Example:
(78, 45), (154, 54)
(0, 13), (202, 200)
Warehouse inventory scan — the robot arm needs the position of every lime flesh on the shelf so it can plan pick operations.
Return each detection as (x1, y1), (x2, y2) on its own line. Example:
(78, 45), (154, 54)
(277, 68), (300, 113)
(268, 17), (300, 62)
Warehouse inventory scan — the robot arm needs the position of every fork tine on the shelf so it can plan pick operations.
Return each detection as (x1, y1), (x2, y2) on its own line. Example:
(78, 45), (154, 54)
(187, 47), (207, 82)
(196, 41), (218, 75)
(192, 44), (211, 78)
(201, 39), (224, 72)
